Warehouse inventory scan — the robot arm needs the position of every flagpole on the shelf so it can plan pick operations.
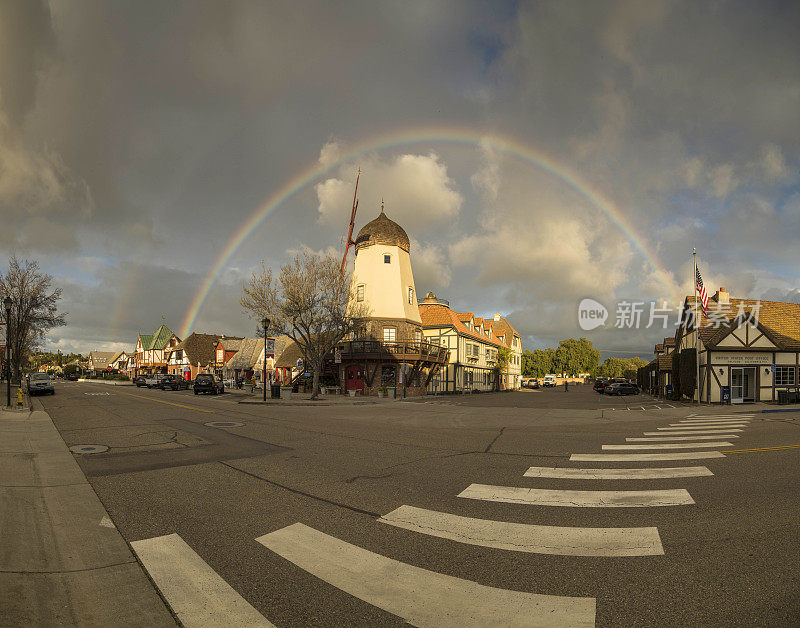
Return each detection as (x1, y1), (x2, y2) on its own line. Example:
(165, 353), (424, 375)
(693, 248), (700, 405)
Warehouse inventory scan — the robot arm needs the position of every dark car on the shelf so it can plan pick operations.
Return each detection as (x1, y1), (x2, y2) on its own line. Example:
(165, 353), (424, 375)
(194, 373), (224, 395)
(605, 382), (640, 396)
(133, 376), (147, 387)
(159, 374), (188, 390)
(65, 372), (80, 381)
(593, 378), (609, 392)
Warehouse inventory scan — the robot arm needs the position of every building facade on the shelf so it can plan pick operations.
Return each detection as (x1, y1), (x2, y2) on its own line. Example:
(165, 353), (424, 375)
(133, 325), (180, 376)
(419, 294), (523, 393)
(336, 205), (449, 396)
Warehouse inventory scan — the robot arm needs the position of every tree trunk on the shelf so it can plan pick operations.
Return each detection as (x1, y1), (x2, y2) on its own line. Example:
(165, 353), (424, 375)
(310, 363), (321, 400)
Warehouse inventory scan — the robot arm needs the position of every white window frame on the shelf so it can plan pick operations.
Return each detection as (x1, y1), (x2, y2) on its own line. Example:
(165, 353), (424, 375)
(356, 284), (365, 302)
(383, 327), (396, 342)
(775, 366), (795, 386)
(408, 287), (414, 304)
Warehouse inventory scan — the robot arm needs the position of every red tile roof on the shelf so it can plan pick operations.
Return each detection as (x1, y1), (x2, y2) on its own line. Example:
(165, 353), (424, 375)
(420, 303), (505, 347)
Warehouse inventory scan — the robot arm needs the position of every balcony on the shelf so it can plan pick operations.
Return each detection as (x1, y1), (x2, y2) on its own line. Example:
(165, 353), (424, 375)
(336, 340), (450, 365)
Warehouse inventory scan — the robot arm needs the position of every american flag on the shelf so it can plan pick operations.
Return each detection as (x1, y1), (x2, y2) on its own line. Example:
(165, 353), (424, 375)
(696, 267), (709, 313)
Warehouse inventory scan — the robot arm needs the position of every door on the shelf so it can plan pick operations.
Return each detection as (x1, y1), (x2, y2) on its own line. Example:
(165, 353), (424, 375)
(731, 368), (743, 404)
(345, 365), (364, 393)
(743, 367), (756, 403)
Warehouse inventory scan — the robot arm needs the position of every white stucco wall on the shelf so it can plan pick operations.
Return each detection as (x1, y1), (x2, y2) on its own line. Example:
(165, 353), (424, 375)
(350, 244), (421, 323)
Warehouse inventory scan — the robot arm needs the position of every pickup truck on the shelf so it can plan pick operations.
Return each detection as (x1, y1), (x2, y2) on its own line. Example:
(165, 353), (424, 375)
(144, 373), (169, 389)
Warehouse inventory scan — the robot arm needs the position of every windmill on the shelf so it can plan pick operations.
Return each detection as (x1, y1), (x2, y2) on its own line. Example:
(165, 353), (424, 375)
(339, 168), (360, 277)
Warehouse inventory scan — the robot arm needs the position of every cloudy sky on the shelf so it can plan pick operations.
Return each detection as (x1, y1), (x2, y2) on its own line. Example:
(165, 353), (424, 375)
(2, 0), (798, 358)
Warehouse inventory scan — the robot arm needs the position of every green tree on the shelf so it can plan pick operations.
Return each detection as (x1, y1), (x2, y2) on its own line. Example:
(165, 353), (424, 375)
(494, 346), (512, 390)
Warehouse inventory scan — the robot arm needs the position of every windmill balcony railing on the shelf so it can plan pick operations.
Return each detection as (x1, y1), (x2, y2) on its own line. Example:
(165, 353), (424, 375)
(336, 340), (450, 364)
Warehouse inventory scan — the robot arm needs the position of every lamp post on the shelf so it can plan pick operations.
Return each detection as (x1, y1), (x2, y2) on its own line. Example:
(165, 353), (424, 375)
(4, 296), (11, 408)
(262, 316), (270, 402)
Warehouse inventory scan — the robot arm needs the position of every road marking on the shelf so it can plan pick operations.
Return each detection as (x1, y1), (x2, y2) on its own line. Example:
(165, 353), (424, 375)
(644, 430), (742, 435)
(458, 484), (694, 507)
(115, 391), (215, 413)
(570, 452), (725, 461)
(602, 442), (733, 450)
(626, 435), (738, 441)
(523, 466), (713, 479)
(378, 505), (664, 556)
(131, 533), (274, 627)
(257, 523), (596, 627)
(722, 444), (800, 453)
(680, 416), (753, 420)
(677, 419), (751, 424)
(666, 423), (748, 428)
(688, 414), (754, 419)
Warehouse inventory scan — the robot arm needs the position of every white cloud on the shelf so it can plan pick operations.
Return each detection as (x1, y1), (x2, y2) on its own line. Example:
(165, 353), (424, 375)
(410, 238), (451, 292)
(315, 151), (463, 229)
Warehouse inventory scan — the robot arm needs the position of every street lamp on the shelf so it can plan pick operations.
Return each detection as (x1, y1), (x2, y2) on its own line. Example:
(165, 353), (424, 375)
(4, 296), (11, 408)
(262, 316), (270, 402)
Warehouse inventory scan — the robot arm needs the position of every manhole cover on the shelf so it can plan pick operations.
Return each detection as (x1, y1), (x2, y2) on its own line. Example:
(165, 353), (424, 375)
(69, 444), (109, 454)
(204, 421), (245, 428)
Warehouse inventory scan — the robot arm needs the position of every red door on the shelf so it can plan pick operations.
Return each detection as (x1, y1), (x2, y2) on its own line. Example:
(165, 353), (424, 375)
(345, 365), (365, 393)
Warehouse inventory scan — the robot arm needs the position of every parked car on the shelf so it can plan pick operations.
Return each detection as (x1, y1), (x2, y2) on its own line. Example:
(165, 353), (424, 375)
(194, 373), (225, 395)
(605, 382), (640, 396)
(528, 379), (540, 389)
(144, 373), (169, 389)
(27, 373), (55, 396)
(159, 374), (189, 390)
(65, 372), (80, 381)
(593, 378), (608, 392)
(132, 375), (147, 387)
(542, 375), (557, 387)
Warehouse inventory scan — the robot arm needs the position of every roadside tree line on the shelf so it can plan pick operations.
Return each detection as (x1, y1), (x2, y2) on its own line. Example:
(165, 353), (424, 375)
(522, 337), (648, 380)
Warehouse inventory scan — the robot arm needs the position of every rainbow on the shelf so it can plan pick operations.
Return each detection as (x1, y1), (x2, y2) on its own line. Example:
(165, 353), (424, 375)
(179, 125), (676, 337)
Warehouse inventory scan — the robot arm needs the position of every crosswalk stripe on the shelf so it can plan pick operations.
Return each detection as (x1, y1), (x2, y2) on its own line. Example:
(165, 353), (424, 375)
(677, 419), (751, 424)
(658, 425), (746, 431)
(680, 417), (752, 421)
(570, 452), (725, 461)
(686, 415), (754, 418)
(458, 483), (694, 507)
(626, 435), (738, 441)
(378, 505), (664, 556)
(131, 533), (274, 627)
(667, 423), (748, 428)
(602, 442), (733, 450)
(257, 523), (596, 627)
(644, 429), (742, 435)
(523, 466), (713, 479)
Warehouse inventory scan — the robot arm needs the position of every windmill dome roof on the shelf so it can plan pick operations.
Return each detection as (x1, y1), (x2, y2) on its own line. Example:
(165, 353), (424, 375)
(354, 208), (410, 253)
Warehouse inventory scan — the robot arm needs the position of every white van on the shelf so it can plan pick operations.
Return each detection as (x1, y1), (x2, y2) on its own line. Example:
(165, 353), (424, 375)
(543, 375), (557, 387)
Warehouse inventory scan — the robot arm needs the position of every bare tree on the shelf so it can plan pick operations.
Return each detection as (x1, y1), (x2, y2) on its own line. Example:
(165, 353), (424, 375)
(0, 256), (66, 382)
(240, 251), (368, 399)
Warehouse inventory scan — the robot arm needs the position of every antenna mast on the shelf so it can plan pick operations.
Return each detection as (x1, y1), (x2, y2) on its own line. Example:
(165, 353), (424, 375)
(340, 168), (360, 276)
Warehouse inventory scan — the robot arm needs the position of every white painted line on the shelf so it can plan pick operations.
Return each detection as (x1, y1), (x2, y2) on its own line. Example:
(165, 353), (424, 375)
(626, 435), (738, 441)
(131, 533), (274, 627)
(458, 483), (694, 507)
(378, 505), (664, 557)
(570, 452), (725, 461)
(656, 423), (750, 432)
(257, 523), (596, 627)
(678, 418), (751, 423)
(523, 466), (713, 479)
(645, 430), (742, 435)
(687, 415), (754, 419)
(602, 442), (732, 450)
(669, 423), (750, 429)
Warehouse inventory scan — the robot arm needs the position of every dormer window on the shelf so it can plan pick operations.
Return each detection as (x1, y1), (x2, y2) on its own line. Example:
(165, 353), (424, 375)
(384, 254), (391, 264)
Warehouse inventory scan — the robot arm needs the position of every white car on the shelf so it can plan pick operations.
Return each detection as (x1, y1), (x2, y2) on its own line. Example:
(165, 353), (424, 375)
(28, 373), (55, 395)
(542, 375), (557, 387)
(144, 374), (169, 388)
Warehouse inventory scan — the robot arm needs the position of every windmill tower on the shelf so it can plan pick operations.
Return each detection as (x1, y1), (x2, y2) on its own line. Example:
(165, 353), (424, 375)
(348, 202), (422, 342)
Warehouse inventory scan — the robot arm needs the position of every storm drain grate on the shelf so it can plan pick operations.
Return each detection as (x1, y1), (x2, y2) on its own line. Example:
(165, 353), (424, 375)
(69, 444), (109, 454)
(204, 421), (245, 428)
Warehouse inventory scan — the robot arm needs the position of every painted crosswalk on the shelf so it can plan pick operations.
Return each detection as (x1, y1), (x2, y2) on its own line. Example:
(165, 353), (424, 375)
(645, 429), (742, 435)
(571, 451), (725, 461)
(601, 441), (733, 450)
(523, 466), (713, 479)
(378, 504), (665, 556)
(626, 435), (738, 441)
(679, 417), (752, 422)
(659, 425), (747, 431)
(257, 522), (597, 627)
(458, 483), (695, 507)
(670, 421), (749, 426)
(131, 533), (274, 627)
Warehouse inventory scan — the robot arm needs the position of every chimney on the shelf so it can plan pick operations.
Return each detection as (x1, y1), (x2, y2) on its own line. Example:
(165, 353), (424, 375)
(494, 313), (501, 321)
(715, 287), (730, 304)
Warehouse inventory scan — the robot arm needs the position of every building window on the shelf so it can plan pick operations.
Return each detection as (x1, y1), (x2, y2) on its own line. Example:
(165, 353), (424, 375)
(384, 254), (391, 264)
(414, 329), (421, 342)
(383, 327), (396, 342)
(775, 366), (795, 386)
(408, 287), (414, 304)
(356, 284), (365, 302)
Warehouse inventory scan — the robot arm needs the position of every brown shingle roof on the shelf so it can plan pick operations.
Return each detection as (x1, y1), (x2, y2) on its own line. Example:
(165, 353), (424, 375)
(685, 296), (800, 350)
(170, 333), (221, 367)
(420, 303), (504, 347)
(354, 209), (410, 253)
(275, 340), (305, 368)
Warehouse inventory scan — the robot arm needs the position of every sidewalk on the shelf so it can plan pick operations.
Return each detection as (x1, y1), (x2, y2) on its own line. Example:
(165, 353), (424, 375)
(0, 406), (174, 626)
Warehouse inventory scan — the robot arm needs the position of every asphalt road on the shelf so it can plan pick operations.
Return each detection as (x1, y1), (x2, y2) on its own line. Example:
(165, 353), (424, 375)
(37, 381), (800, 627)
